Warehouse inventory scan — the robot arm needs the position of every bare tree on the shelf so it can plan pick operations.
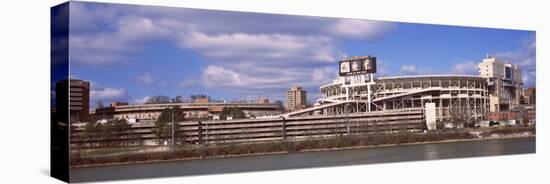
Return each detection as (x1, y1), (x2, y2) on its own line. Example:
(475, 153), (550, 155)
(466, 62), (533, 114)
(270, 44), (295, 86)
(96, 99), (105, 108)
(154, 106), (186, 145)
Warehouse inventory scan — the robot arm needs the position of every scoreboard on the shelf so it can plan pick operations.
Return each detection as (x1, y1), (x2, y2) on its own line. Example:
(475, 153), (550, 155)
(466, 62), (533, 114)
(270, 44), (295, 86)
(339, 56), (377, 76)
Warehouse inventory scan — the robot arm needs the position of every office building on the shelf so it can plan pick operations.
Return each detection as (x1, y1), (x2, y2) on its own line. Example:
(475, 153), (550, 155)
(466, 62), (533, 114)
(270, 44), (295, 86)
(56, 79), (90, 123)
(287, 86), (307, 111)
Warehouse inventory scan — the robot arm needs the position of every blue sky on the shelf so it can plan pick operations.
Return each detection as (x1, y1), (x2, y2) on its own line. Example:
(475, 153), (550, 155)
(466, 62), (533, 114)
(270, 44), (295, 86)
(65, 1), (536, 107)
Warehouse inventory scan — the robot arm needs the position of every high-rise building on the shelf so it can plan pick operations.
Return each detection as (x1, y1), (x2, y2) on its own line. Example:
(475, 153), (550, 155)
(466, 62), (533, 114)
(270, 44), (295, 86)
(478, 56), (522, 112)
(56, 79), (90, 123)
(287, 86), (307, 111)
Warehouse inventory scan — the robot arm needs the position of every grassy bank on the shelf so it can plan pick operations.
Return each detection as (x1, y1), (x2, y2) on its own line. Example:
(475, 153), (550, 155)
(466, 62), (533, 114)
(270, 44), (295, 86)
(70, 126), (535, 167)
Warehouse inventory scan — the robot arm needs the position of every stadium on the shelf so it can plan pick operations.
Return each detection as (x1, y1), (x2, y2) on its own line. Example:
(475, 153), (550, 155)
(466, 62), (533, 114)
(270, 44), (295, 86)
(283, 56), (491, 128)
(317, 75), (489, 122)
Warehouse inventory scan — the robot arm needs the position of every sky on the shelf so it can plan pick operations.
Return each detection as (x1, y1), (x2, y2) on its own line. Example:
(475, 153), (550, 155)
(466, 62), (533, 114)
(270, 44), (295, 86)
(61, 1), (536, 108)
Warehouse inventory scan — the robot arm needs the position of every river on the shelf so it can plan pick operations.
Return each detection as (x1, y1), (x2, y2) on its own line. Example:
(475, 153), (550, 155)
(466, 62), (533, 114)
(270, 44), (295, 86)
(71, 137), (535, 182)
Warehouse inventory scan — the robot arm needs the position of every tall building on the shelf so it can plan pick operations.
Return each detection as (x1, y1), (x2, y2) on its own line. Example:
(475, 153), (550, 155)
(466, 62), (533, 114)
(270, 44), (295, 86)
(478, 56), (522, 112)
(287, 86), (307, 111)
(56, 79), (90, 123)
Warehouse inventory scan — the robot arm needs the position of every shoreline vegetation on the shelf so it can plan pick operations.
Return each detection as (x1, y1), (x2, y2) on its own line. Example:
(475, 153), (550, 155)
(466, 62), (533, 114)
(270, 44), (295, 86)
(70, 126), (535, 168)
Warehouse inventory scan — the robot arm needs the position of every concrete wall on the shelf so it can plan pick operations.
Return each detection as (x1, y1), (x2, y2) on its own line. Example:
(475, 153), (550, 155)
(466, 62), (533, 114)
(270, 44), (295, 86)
(425, 103), (436, 130)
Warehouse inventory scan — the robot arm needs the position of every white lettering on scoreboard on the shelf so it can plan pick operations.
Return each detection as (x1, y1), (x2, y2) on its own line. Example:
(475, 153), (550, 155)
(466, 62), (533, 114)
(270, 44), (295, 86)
(343, 74), (372, 87)
(339, 56), (377, 77)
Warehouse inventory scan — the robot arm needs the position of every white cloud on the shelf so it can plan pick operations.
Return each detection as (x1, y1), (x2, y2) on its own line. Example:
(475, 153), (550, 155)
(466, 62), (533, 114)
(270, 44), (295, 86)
(69, 16), (174, 65)
(202, 65), (301, 89)
(202, 65), (243, 86)
(137, 72), (155, 85)
(90, 88), (126, 101)
(400, 65), (417, 74)
(492, 36), (536, 87)
(493, 37), (535, 68)
(452, 61), (478, 74)
(68, 3), (391, 67)
(312, 67), (337, 83)
(133, 96), (151, 104)
(199, 64), (331, 103)
(522, 73), (530, 85)
(328, 19), (395, 39)
(397, 64), (435, 75)
(89, 85), (128, 108)
(179, 31), (345, 103)
(178, 32), (339, 64)
(375, 60), (391, 76)
(69, 2), (395, 103)
(116, 17), (169, 40)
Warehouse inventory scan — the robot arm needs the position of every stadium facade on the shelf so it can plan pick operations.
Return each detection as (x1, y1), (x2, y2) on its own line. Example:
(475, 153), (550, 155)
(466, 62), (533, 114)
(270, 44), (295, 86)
(318, 75), (489, 123)
(283, 55), (522, 127)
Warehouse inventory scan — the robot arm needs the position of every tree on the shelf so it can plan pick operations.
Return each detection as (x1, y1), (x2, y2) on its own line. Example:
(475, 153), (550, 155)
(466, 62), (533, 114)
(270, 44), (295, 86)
(221, 106), (246, 120)
(96, 99), (105, 108)
(450, 106), (471, 128)
(83, 121), (100, 147)
(111, 119), (132, 146)
(83, 119), (131, 147)
(190, 94), (208, 101)
(274, 100), (284, 111)
(153, 106), (186, 145)
(172, 95), (183, 103)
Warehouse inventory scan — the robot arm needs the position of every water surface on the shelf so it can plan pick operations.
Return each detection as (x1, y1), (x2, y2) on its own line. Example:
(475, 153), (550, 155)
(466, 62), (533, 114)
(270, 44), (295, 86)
(71, 137), (535, 182)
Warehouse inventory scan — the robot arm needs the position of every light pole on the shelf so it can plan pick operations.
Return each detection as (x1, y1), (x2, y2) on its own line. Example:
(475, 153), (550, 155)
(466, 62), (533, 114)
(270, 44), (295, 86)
(345, 103), (352, 135)
(171, 108), (175, 148)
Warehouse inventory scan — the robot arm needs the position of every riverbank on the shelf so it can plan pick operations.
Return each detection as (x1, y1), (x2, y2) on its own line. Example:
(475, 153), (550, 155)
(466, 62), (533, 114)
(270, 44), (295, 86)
(70, 126), (535, 168)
